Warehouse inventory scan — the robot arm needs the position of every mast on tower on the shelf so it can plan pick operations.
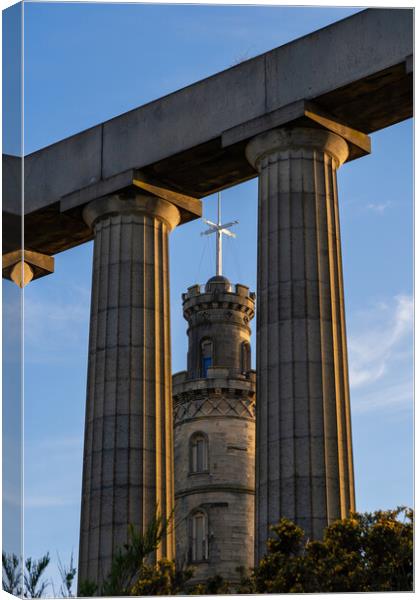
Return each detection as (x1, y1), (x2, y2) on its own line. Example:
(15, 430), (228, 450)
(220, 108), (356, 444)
(201, 192), (238, 276)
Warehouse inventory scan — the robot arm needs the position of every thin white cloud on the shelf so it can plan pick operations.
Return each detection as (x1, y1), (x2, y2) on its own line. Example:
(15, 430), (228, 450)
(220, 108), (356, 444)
(351, 380), (413, 415)
(348, 295), (413, 401)
(366, 201), (391, 214)
(348, 294), (413, 386)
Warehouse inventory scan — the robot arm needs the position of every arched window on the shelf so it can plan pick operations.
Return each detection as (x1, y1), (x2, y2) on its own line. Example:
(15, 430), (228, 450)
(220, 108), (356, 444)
(190, 510), (208, 562)
(200, 338), (213, 377)
(241, 341), (251, 373)
(189, 432), (209, 473)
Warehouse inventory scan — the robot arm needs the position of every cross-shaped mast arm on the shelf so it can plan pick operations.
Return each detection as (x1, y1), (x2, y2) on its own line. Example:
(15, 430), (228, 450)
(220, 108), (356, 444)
(219, 220), (239, 230)
(200, 193), (239, 276)
(202, 218), (218, 229)
(220, 228), (236, 238)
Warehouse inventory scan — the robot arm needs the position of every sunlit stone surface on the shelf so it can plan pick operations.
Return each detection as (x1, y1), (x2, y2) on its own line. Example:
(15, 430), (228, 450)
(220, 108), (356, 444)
(10, 261), (33, 288)
(247, 127), (356, 560)
(173, 276), (256, 585)
(78, 193), (179, 588)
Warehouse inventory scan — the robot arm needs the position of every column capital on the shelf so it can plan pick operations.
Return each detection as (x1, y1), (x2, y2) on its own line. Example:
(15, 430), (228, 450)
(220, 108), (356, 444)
(245, 126), (349, 171)
(82, 192), (181, 232)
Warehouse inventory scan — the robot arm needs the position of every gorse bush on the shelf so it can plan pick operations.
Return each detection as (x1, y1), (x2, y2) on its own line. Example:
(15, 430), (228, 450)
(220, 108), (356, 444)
(239, 507), (413, 593)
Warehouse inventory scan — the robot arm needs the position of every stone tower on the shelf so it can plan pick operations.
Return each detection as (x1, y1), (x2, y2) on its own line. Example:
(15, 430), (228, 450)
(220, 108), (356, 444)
(173, 275), (256, 586)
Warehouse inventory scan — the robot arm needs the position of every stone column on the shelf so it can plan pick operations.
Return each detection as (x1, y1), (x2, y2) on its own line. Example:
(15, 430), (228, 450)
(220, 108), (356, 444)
(246, 127), (355, 560)
(78, 192), (179, 588)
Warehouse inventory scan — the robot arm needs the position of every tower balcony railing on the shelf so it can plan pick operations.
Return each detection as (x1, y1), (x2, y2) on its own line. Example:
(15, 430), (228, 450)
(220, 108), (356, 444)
(172, 368), (256, 387)
(182, 282), (254, 300)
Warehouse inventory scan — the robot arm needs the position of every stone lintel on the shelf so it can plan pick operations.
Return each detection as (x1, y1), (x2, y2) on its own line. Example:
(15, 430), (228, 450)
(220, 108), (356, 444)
(59, 169), (135, 213)
(2, 249), (54, 284)
(60, 171), (202, 227)
(222, 99), (371, 162)
(132, 172), (202, 223)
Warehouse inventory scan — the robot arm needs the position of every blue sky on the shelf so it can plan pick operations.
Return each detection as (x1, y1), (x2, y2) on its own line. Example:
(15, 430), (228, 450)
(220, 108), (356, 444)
(3, 1), (413, 592)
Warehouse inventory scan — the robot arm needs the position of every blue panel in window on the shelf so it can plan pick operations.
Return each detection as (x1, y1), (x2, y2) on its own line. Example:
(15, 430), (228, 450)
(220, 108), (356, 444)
(202, 356), (212, 377)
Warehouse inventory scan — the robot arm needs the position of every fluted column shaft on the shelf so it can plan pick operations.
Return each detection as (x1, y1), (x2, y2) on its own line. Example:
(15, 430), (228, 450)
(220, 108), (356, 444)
(246, 127), (355, 560)
(78, 193), (179, 588)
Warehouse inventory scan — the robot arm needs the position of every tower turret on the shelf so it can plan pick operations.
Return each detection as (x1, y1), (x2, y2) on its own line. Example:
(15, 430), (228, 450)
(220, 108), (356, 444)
(173, 274), (256, 586)
(183, 275), (255, 380)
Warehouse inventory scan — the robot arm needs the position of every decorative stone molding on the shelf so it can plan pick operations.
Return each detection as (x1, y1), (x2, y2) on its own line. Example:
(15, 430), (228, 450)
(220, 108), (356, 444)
(174, 392), (255, 425)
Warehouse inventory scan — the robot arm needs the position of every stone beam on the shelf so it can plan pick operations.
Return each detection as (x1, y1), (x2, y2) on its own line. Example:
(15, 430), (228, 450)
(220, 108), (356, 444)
(223, 100), (372, 161)
(3, 8), (412, 256)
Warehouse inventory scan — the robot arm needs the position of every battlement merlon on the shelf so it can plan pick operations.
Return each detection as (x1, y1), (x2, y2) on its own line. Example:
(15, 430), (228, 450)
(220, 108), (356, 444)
(182, 279), (256, 322)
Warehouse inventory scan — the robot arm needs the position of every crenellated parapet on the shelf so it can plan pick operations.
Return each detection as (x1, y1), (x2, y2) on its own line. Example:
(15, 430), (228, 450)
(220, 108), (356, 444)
(183, 281), (255, 329)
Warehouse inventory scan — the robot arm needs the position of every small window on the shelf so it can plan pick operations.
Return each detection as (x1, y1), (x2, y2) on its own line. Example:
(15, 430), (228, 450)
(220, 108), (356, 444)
(191, 510), (208, 562)
(241, 341), (251, 373)
(201, 339), (213, 377)
(190, 432), (209, 473)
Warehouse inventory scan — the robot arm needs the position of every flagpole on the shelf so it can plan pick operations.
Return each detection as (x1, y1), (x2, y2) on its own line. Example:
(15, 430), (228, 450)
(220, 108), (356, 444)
(217, 192), (222, 276)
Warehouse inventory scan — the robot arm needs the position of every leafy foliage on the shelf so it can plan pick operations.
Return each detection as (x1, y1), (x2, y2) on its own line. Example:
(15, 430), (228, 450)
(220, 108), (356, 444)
(24, 554), (51, 598)
(57, 553), (77, 598)
(4, 507), (413, 596)
(2, 552), (22, 596)
(77, 579), (97, 597)
(2, 552), (51, 598)
(130, 558), (193, 596)
(191, 574), (232, 595)
(251, 507), (413, 593)
(3, 551), (77, 598)
(79, 513), (193, 596)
